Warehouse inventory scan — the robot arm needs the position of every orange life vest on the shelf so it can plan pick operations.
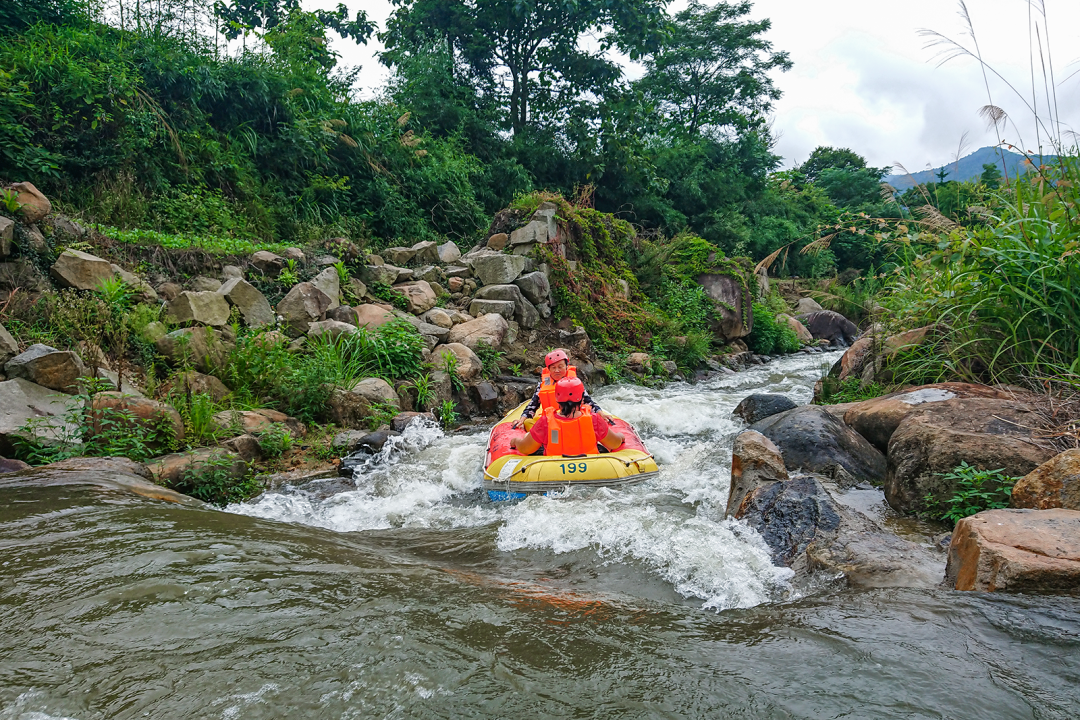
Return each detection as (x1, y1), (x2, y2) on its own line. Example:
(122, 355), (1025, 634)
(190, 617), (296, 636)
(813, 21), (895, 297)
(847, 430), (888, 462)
(538, 366), (578, 412)
(543, 406), (598, 457)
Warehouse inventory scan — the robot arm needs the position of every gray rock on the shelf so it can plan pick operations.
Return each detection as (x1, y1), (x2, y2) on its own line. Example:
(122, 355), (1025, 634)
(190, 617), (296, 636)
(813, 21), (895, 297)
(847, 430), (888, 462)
(222, 265), (244, 281)
(218, 278), (275, 329)
(0, 378), (79, 454)
(281, 247), (306, 263)
(190, 276), (222, 292)
(469, 253), (527, 285)
(795, 297), (824, 314)
(751, 405), (886, 486)
(415, 321), (449, 340)
(437, 241), (461, 264)
(251, 250), (284, 275)
(307, 319), (359, 340)
(445, 314), (509, 350)
(726, 430), (788, 518)
(469, 299), (515, 320)
(513, 271), (550, 304)
(414, 265), (443, 284)
(313, 254), (340, 267)
(796, 310), (860, 348)
(432, 343), (482, 381)
(4, 344), (87, 393)
(276, 282), (332, 337)
(351, 377), (400, 408)
(0, 216), (13, 257)
(155, 327), (234, 374)
(411, 241), (440, 264)
(419, 307), (453, 329)
(362, 264), (401, 286)
(50, 249), (114, 290)
(383, 247), (416, 266)
(697, 273), (753, 341)
(516, 296), (539, 329)
(166, 291), (232, 327)
(310, 267), (341, 310)
(733, 394), (800, 425)
(510, 219), (550, 246)
(0, 324), (19, 365)
(473, 283), (523, 303)
(444, 265), (472, 278)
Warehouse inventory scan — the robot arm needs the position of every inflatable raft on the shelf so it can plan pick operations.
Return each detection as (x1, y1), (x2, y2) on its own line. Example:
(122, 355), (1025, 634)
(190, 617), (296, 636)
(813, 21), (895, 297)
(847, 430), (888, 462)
(483, 401), (659, 501)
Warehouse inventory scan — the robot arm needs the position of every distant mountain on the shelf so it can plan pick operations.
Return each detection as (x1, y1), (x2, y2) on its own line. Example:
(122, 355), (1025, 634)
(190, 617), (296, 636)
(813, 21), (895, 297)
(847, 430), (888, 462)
(885, 146), (1048, 190)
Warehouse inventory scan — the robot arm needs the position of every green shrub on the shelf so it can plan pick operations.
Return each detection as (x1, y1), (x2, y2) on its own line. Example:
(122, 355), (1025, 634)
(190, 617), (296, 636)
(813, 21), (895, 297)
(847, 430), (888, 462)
(746, 302), (802, 355)
(167, 453), (260, 507)
(922, 462), (1018, 526)
(169, 391), (226, 446)
(816, 377), (888, 404)
(258, 423), (293, 458)
(474, 340), (503, 379)
(435, 399), (459, 428)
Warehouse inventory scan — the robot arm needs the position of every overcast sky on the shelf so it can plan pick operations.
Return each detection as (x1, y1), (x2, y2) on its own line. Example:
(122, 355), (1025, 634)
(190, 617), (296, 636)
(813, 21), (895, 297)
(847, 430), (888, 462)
(313, 0), (1080, 172)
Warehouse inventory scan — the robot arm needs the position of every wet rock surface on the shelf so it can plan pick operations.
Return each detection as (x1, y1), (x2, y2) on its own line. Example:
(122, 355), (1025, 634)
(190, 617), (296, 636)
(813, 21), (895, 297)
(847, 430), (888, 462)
(733, 394), (799, 425)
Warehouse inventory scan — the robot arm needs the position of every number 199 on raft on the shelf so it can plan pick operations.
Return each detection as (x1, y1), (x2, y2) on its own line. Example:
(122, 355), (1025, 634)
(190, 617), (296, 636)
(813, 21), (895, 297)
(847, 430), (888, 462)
(560, 462), (588, 474)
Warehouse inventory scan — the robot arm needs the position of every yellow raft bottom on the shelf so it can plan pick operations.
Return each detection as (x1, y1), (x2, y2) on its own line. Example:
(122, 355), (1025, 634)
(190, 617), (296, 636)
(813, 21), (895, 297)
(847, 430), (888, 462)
(482, 402), (659, 497)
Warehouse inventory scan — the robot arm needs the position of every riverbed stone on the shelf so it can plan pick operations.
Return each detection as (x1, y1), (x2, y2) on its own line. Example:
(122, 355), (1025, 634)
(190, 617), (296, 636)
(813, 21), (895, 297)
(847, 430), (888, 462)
(733, 394), (799, 425)
(751, 405), (886, 486)
(350, 378), (400, 408)
(50, 249), (114, 290)
(697, 273), (752, 341)
(776, 313), (813, 344)
(411, 241), (439, 264)
(513, 271), (550, 305)
(885, 397), (1056, 515)
(166, 290), (232, 327)
(5, 344), (87, 393)
(147, 448), (247, 486)
(446, 313), (509, 350)
(310, 267), (341, 310)
(212, 408), (305, 438)
(250, 250), (284, 275)
(420, 307), (453, 329)
(0, 324), (19, 365)
(383, 247), (416, 266)
(727, 430), (788, 517)
(276, 282), (332, 337)
(161, 371), (231, 403)
(1010, 449), (1080, 510)
(433, 343), (482, 381)
(469, 299), (515, 320)
(218, 278), (275, 329)
(795, 310), (860, 348)
(354, 304), (396, 330)
(307, 319), (359, 340)
(363, 264), (400, 286)
(795, 297), (823, 314)
(945, 508), (1080, 592)
(190, 276), (221, 292)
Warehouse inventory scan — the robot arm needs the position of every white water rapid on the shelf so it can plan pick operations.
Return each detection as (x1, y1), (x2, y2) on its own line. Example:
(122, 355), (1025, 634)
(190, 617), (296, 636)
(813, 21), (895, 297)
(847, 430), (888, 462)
(231, 351), (842, 610)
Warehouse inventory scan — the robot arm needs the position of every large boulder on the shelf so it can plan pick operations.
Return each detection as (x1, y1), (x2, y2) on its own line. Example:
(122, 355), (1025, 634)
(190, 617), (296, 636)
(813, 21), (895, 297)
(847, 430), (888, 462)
(276, 282), (332, 337)
(5, 344), (87, 393)
(362, 265), (401, 286)
(834, 336), (873, 381)
(945, 508), (1080, 592)
(10, 182), (51, 224)
(726, 430), (788, 517)
(474, 283), (539, 328)
(309, 267), (341, 310)
(469, 252), (527, 286)
(217, 278), (274, 328)
(147, 448), (247, 486)
(733, 394), (799, 425)
(844, 383), (1017, 454)
(90, 392), (184, 446)
(514, 271), (550, 305)
(50, 249), (114, 290)
(795, 310), (859, 347)
(437, 241), (461, 264)
(696, 273), (752, 341)
(446, 313), (509, 350)
(509, 219), (550, 247)
(250, 250), (284, 275)
(165, 291), (231, 327)
(420, 307), (453, 329)
(0, 378), (79, 454)
(884, 397), (1057, 514)
(383, 247), (417, 266)
(1011, 449), (1080, 510)
(307, 319), (359, 340)
(750, 405), (886, 485)
(432, 343), (482, 381)
(735, 473), (942, 587)
(794, 297), (823, 314)
(392, 280), (437, 315)
(155, 327), (234, 374)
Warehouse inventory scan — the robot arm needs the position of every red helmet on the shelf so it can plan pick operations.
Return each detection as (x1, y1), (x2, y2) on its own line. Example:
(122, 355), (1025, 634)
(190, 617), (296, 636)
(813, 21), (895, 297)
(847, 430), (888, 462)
(555, 377), (585, 403)
(545, 349), (569, 367)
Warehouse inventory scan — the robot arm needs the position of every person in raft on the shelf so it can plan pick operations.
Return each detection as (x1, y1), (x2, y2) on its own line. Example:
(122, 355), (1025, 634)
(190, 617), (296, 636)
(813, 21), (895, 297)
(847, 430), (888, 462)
(510, 377), (624, 456)
(511, 348), (611, 429)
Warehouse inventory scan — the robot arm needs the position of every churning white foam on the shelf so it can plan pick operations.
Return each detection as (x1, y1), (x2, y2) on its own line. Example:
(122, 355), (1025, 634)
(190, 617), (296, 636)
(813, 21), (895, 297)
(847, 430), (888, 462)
(228, 352), (840, 610)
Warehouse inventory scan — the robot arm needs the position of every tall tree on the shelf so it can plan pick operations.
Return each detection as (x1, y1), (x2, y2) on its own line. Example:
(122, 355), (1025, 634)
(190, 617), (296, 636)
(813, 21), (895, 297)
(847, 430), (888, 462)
(636, 0), (790, 138)
(382, 0), (670, 135)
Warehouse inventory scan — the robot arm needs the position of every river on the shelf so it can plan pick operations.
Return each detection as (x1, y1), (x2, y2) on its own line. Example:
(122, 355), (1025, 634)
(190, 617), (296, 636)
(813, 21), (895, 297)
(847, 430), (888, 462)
(2, 352), (1078, 718)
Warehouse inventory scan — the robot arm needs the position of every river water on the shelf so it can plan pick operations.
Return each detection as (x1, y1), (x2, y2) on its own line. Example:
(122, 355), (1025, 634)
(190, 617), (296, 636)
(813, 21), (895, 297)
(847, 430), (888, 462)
(2, 352), (1078, 718)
